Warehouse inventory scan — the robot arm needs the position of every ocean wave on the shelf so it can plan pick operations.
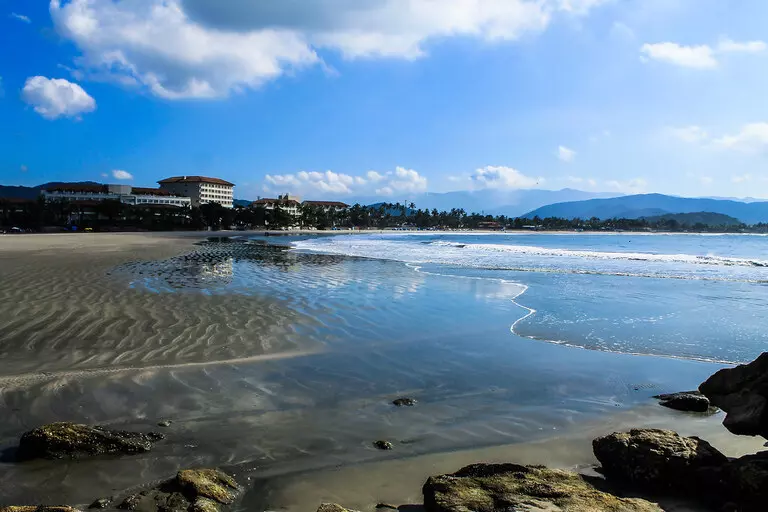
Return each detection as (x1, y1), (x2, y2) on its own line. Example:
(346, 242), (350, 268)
(292, 236), (768, 272)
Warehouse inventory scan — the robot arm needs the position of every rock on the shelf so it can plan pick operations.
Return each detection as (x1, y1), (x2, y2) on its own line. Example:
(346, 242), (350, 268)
(117, 468), (241, 512)
(653, 391), (711, 413)
(422, 463), (661, 512)
(17, 423), (164, 460)
(0, 509), (80, 512)
(373, 440), (393, 450)
(699, 352), (768, 438)
(375, 504), (398, 510)
(87, 499), (111, 509)
(593, 428), (728, 494)
(158, 420), (173, 428)
(392, 398), (417, 407)
(720, 451), (768, 511)
(316, 505), (358, 512)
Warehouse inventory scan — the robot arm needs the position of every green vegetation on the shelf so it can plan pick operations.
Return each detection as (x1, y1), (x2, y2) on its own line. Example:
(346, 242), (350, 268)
(2, 197), (767, 233)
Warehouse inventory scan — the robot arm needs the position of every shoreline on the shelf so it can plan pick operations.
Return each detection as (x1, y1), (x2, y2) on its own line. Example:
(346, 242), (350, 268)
(0, 231), (763, 511)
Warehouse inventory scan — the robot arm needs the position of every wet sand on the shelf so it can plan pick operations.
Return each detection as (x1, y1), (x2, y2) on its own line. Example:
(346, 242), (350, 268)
(258, 406), (766, 512)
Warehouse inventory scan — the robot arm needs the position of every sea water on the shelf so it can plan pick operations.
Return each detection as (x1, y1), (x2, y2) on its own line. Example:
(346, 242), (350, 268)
(293, 232), (768, 364)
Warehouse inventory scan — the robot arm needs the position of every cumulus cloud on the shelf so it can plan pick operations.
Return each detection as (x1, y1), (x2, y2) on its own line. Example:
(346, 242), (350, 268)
(640, 42), (717, 69)
(50, 0), (607, 99)
(717, 38), (767, 54)
(712, 123), (768, 152)
(11, 12), (31, 23)
(641, 37), (766, 69)
(470, 166), (542, 189)
(112, 169), (133, 180)
(557, 145), (576, 162)
(22, 76), (96, 120)
(666, 125), (709, 143)
(263, 166), (427, 197)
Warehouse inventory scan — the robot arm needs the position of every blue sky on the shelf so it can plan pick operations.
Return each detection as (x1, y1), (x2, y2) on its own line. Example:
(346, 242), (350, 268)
(2, 0), (768, 200)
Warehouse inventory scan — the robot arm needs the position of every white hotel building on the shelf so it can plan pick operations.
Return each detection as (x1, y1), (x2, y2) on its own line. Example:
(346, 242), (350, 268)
(158, 176), (235, 208)
(41, 184), (192, 207)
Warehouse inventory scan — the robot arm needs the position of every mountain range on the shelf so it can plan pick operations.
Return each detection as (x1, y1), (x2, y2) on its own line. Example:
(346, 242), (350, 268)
(349, 188), (621, 217)
(524, 193), (768, 224)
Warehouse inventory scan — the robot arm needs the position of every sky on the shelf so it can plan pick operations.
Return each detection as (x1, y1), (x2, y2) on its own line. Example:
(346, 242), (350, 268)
(2, 0), (768, 200)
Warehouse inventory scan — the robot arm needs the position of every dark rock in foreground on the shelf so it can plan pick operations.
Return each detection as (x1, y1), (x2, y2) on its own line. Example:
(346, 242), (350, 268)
(118, 468), (241, 512)
(653, 391), (711, 413)
(18, 423), (164, 460)
(699, 352), (768, 438)
(593, 428), (727, 493)
(422, 463), (661, 512)
(392, 397), (417, 407)
(373, 440), (393, 450)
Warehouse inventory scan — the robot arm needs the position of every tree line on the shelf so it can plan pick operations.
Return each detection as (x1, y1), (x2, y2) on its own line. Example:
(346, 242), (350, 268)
(2, 198), (767, 233)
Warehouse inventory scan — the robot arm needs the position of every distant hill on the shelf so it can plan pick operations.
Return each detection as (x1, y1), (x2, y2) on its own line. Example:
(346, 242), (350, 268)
(524, 193), (768, 224)
(349, 189), (620, 217)
(642, 212), (744, 227)
(233, 199), (252, 207)
(0, 182), (102, 200)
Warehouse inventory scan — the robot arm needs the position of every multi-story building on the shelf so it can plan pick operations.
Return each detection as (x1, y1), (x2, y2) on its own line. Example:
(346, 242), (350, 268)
(158, 176), (235, 208)
(252, 194), (302, 217)
(41, 184), (191, 208)
(302, 200), (350, 213)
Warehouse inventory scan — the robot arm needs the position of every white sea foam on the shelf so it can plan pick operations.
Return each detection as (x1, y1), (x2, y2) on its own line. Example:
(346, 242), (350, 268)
(292, 235), (768, 270)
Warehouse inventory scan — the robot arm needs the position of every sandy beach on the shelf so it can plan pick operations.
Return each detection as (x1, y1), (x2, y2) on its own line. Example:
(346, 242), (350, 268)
(0, 232), (764, 511)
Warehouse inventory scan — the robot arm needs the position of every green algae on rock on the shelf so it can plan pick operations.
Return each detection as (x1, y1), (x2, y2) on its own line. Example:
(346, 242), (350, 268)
(422, 463), (662, 512)
(17, 423), (164, 460)
(118, 468), (241, 512)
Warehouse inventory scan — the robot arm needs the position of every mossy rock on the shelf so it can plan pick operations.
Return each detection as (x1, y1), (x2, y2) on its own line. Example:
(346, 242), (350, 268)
(177, 469), (239, 505)
(117, 468), (241, 512)
(423, 463), (662, 512)
(18, 422), (164, 460)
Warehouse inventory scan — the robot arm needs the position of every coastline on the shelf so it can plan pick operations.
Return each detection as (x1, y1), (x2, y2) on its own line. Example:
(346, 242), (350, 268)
(0, 232), (763, 511)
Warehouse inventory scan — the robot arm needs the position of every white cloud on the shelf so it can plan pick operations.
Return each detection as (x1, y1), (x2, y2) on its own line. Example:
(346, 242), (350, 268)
(557, 145), (576, 162)
(11, 12), (31, 23)
(50, 0), (607, 100)
(666, 125), (709, 143)
(731, 174), (752, 184)
(263, 166), (428, 197)
(21, 76), (96, 120)
(641, 37), (766, 69)
(700, 176), (714, 186)
(640, 42), (717, 69)
(112, 170), (134, 180)
(604, 178), (647, 194)
(20, 165), (28, 173)
(717, 38), (766, 54)
(712, 123), (768, 152)
(471, 166), (542, 189)
(610, 21), (634, 41)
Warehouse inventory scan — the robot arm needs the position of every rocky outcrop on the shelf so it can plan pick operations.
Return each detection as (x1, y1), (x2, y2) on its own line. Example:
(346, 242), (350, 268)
(422, 463), (662, 512)
(17, 423), (164, 460)
(392, 398), (417, 407)
(653, 391), (711, 413)
(118, 468), (241, 512)
(699, 352), (768, 438)
(592, 429), (727, 493)
(720, 451), (768, 510)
